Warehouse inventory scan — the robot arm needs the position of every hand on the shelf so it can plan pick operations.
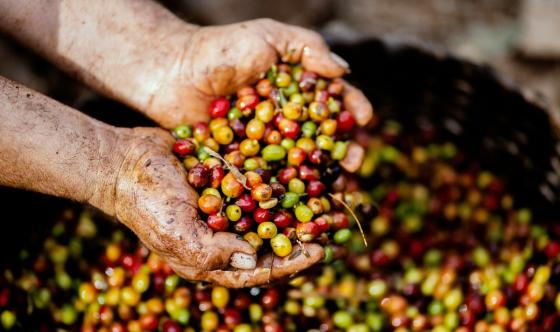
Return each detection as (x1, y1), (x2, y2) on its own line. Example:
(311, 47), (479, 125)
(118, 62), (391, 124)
(107, 127), (324, 287)
(145, 19), (374, 129)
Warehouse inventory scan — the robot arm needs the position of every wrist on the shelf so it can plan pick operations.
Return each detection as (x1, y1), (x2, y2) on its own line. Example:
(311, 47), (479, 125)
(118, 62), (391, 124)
(85, 126), (134, 217)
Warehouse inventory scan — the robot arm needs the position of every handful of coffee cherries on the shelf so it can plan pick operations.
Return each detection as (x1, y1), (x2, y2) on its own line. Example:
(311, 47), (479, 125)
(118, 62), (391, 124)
(171, 63), (368, 268)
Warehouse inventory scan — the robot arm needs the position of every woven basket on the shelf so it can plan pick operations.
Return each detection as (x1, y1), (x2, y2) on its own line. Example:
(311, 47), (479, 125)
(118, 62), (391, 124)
(333, 39), (560, 218)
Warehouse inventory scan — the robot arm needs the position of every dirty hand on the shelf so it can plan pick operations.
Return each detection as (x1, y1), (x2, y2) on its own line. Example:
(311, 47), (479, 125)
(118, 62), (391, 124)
(110, 127), (325, 287)
(145, 19), (374, 129)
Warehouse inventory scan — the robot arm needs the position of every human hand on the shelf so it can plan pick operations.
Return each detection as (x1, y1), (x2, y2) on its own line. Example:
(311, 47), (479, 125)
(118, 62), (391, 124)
(143, 19), (374, 129)
(103, 127), (324, 287)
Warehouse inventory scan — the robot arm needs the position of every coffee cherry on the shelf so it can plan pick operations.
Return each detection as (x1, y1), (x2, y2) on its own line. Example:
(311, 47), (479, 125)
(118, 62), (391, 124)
(265, 130), (282, 145)
(306, 181), (325, 197)
(244, 171), (263, 189)
(209, 118), (229, 132)
(225, 151), (245, 168)
(336, 111), (355, 133)
(259, 198), (278, 210)
(209, 166), (225, 188)
(301, 121), (317, 138)
(296, 222), (320, 242)
(198, 194), (222, 215)
(295, 204), (314, 223)
(253, 208), (271, 224)
(272, 210), (294, 228)
(240, 139), (260, 157)
(162, 320), (181, 332)
(213, 126), (234, 145)
(275, 72), (292, 88)
(209, 97), (230, 118)
(283, 102), (302, 120)
(308, 149), (324, 164)
(271, 234), (293, 257)
(236, 193), (257, 213)
(243, 232), (263, 250)
(281, 192), (300, 209)
(316, 135), (335, 151)
(230, 118), (246, 138)
(251, 184), (272, 202)
(221, 173), (245, 198)
(172, 139), (196, 156)
(226, 205), (242, 222)
(262, 145), (287, 162)
(307, 198), (324, 215)
(278, 167), (298, 184)
(319, 119), (337, 136)
(314, 216), (330, 233)
(236, 86), (256, 98)
(261, 288), (280, 310)
(256, 80), (273, 98)
(236, 95), (260, 111)
(333, 229), (351, 244)
(188, 164), (209, 188)
(257, 222), (277, 239)
(299, 165), (320, 181)
(201, 311), (219, 331)
(227, 107), (242, 120)
(174, 124), (192, 139)
(287, 148), (306, 166)
(207, 214), (228, 231)
(332, 212), (350, 230)
(308, 102), (330, 122)
(288, 178), (305, 194)
(234, 216), (254, 233)
(278, 119), (300, 139)
(246, 119), (266, 140)
(211, 286), (229, 309)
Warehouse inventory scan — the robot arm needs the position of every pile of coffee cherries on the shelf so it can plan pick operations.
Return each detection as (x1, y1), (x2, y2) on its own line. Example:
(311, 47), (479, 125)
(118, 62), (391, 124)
(1, 117), (560, 331)
(271, 121), (560, 331)
(171, 63), (364, 262)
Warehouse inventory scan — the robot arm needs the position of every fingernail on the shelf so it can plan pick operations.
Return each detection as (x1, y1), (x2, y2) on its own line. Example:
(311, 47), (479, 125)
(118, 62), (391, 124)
(230, 252), (257, 270)
(340, 143), (365, 173)
(330, 52), (350, 70)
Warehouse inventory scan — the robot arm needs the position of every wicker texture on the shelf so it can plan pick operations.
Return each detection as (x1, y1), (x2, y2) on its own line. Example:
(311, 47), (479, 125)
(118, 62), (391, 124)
(333, 39), (560, 217)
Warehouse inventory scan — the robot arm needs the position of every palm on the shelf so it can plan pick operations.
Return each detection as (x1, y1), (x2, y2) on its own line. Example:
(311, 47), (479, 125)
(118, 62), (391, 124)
(112, 128), (324, 288)
(146, 19), (373, 129)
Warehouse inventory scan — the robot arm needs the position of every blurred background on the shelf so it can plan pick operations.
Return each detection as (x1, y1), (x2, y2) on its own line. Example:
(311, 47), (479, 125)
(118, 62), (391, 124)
(1, 0), (560, 115)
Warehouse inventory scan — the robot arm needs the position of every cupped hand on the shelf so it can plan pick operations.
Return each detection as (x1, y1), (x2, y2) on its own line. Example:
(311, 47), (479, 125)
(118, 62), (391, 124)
(145, 19), (373, 129)
(107, 127), (324, 287)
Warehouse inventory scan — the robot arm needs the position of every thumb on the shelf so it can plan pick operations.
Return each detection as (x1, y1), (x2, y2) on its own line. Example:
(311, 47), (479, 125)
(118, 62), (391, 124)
(256, 19), (348, 78)
(212, 232), (257, 269)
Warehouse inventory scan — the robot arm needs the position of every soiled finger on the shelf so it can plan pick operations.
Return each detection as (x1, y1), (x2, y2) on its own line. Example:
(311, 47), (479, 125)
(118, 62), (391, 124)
(340, 142), (365, 173)
(342, 80), (374, 127)
(206, 243), (324, 288)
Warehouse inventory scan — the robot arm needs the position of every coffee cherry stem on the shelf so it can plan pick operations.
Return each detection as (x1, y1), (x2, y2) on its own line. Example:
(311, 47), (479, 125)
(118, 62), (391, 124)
(296, 239), (310, 258)
(328, 193), (368, 247)
(204, 147), (250, 190)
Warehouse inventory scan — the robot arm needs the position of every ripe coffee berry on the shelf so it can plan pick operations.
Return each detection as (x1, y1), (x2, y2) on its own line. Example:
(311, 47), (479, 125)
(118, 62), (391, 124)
(253, 208), (271, 224)
(172, 139), (196, 157)
(209, 97), (230, 118)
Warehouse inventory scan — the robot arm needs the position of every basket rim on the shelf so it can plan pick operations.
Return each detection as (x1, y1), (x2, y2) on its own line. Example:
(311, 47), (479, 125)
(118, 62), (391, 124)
(333, 36), (560, 138)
